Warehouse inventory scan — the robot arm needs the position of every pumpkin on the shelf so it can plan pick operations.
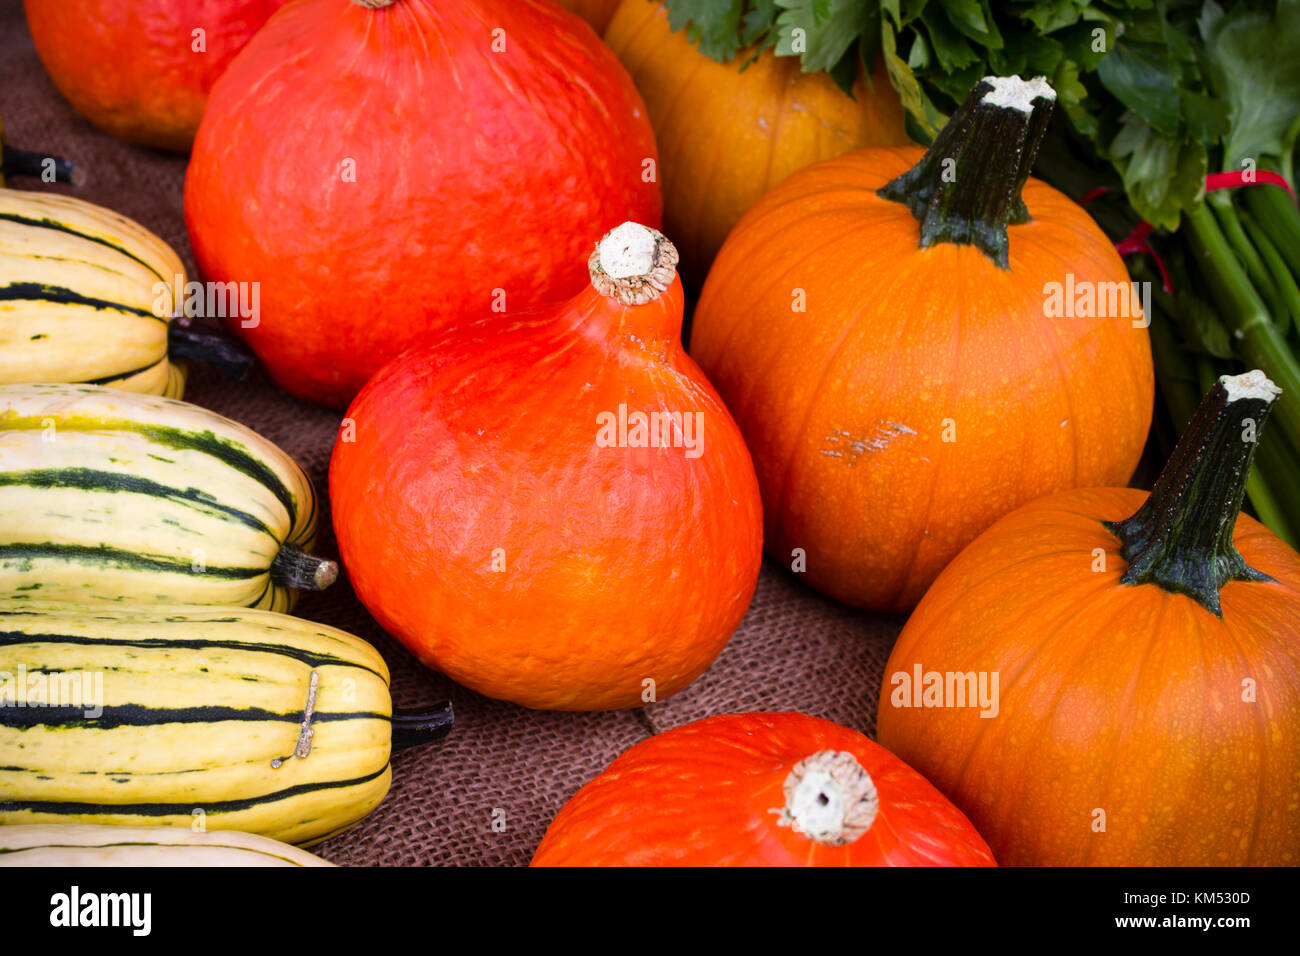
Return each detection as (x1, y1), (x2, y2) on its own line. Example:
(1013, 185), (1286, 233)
(531, 712), (997, 865)
(557, 0), (621, 33)
(878, 371), (1300, 866)
(23, 0), (292, 152)
(603, 0), (908, 285)
(689, 76), (1154, 612)
(330, 222), (762, 710)
(185, 0), (661, 408)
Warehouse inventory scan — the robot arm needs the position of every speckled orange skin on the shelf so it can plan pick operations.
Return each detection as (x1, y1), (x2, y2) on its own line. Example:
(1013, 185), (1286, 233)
(329, 271), (762, 711)
(24, 0), (289, 151)
(878, 487), (1300, 866)
(690, 147), (1154, 612)
(556, 0), (621, 33)
(603, 1), (909, 285)
(185, 0), (661, 408)
(531, 712), (998, 865)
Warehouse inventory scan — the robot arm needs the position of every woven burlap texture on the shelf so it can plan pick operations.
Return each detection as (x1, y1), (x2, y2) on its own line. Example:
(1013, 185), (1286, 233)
(0, 0), (899, 866)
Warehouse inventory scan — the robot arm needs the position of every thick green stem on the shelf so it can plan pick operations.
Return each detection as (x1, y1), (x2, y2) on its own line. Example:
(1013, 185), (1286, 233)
(271, 544), (339, 591)
(1244, 183), (1300, 270)
(1104, 371), (1279, 616)
(1184, 205), (1300, 444)
(391, 702), (454, 752)
(1241, 211), (1299, 337)
(878, 75), (1055, 268)
(1210, 195), (1282, 320)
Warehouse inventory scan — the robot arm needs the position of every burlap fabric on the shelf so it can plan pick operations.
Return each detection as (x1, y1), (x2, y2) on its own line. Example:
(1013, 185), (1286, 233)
(0, 1), (900, 866)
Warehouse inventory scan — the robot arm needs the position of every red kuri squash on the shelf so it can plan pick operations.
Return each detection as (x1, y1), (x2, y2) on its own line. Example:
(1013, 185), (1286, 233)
(185, 0), (661, 408)
(24, 0), (291, 151)
(329, 222), (761, 710)
(689, 75), (1154, 612)
(531, 712), (998, 866)
(878, 371), (1300, 866)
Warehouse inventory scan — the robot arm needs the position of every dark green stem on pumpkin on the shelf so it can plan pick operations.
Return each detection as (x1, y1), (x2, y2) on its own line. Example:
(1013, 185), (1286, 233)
(391, 702), (454, 752)
(877, 75), (1055, 269)
(1103, 372), (1280, 617)
(271, 543), (339, 591)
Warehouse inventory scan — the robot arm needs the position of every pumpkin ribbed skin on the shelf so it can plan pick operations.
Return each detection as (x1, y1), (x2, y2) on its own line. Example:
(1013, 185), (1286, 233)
(603, 0), (908, 284)
(186, 0), (661, 408)
(531, 712), (997, 866)
(690, 147), (1154, 612)
(330, 231), (761, 710)
(24, 0), (290, 151)
(877, 487), (1300, 866)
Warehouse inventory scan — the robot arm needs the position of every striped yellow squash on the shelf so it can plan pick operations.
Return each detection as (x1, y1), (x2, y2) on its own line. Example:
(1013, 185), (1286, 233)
(0, 383), (335, 610)
(0, 603), (453, 846)
(0, 188), (250, 396)
(0, 824), (334, 866)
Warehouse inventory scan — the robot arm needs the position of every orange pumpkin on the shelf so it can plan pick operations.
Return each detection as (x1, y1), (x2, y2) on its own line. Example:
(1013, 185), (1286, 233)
(329, 223), (762, 710)
(603, 0), (908, 285)
(878, 371), (1300, 865)
(690, 76), (1154, 612)
(24, 0), (291, 152)
(532, 712), (998, 866)
(556, 0), (621, 33)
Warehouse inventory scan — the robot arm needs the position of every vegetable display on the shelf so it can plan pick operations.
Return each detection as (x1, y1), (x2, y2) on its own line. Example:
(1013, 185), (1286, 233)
(667, 0), (1300, 551)
(0, 384), (335, 610)
(0, 823), (335, 867)
(532, 712), (997, 866)
(23, 0), (292, 152)
(185, 0), (662, 408)
(0, 189), (253, 396)
(602, 0), (909, 284)
(691, 75), (1153, 611)
(0, 603), (453, 846)
(331, 222), (762, 710)
(877, 371), (1300, 866)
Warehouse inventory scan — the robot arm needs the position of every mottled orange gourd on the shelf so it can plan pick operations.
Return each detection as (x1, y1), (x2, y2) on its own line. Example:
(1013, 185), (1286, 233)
(603, 0), (909, 285)
(185, 0), (660, 407)
(690, 76), (1154, 611)
(330, 223), (762, 711)
(879, 372), (1300, 865)
(24, 0), (291, 151)
(532, 712), (998, 866)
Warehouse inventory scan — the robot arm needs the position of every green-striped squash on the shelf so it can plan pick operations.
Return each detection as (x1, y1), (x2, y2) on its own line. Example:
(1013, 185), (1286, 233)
(0, 823), (334, 866)
(0, 603), (452, 846)
(0, 383), (335, 610)
(0, 187), (238, 397)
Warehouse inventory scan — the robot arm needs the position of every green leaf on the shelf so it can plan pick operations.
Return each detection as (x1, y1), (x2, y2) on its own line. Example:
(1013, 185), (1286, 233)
(1097, 41), (1186, 137)
(1108, 112), (1206, 230)
(1202, 0), (1300, 168)
(773, 0), (873, 72)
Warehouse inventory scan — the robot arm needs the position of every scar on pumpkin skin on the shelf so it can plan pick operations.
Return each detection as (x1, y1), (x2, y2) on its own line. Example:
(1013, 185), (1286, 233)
(271, 669), (319, 768)
(821, 421), (917, 462)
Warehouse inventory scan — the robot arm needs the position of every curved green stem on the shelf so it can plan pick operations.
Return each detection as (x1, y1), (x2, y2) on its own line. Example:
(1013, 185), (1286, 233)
(1209, 194), (1281, 320)
(1241, 211), (1299, 337)
(168, 322), (257, 380)
(0, 146), (82, 186)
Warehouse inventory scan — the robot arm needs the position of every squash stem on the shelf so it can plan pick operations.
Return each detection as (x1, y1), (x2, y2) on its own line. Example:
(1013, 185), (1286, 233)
(1103, 371), (1280, 616)
(877, 75), (1055, 268)
(168, 321), (257, 380)
(0, 146), (82, 186)
(391, 702), (454, 752)
(271, 544), (339, 591)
